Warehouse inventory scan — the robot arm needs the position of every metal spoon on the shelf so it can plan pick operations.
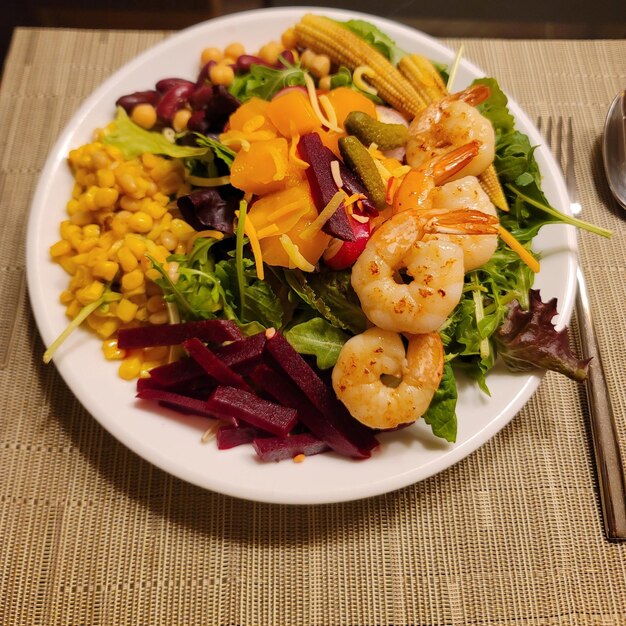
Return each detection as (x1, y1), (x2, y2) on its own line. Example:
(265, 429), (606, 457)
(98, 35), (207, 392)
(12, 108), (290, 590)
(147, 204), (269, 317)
(602, 90), (626, 210)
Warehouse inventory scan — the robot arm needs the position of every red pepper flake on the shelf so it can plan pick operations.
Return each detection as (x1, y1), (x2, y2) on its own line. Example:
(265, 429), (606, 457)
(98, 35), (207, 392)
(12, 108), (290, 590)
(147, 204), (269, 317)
(385, 176), (396, 205)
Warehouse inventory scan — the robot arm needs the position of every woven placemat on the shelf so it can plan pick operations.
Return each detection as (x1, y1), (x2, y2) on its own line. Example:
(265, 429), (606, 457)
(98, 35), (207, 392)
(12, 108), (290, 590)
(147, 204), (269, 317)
(1, 26), (625, 625)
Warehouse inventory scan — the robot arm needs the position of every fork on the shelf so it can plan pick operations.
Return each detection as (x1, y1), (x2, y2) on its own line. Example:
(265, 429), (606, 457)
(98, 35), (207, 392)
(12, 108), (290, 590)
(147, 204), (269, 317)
(539, 116), (626, 541)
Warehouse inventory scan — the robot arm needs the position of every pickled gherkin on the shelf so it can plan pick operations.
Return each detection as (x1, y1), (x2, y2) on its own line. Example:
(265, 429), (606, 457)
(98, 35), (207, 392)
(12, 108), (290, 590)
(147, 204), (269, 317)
(338, 136), (387, 210)
(344, 111), (409, 151)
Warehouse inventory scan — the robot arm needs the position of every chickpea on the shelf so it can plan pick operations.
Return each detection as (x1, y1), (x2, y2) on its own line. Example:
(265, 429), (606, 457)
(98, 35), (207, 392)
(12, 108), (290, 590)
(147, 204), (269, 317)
(309, 54), (331, 78)
(209, 64), (235, 87)
(172, 108), (192, 132)
(258, 41), (282, 65)
(224, 42), (245, 59)
(281, 27), (298, 50)
(131, 103), (157, 130)
(201, 46), (223, 65)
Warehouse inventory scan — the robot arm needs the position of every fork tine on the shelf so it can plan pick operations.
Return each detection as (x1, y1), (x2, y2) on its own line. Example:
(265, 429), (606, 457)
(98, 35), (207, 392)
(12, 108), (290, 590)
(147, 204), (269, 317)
(555, 116), (564, 168)
(545, 116), (553, 149)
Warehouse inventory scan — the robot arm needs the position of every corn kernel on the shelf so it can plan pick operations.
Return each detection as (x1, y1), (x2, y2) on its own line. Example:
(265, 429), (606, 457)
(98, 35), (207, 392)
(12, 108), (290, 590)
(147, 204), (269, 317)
(116, 298), (139, 323)
(97, 168), (116, 188)
(121, 269), (144, 292)
(125, 235), (147, 260)
(95, 187), (119, 209)
(59, 290), (74, 304)
(141, 152), (160, 170)
(119, 356), (142, 380)
(120, 196), (142, 212)
(50, 239), (72, 257)
(74, 237), (99, 254)
(58, 256), (77, 274)
(128, 211), (153, 234)
(117, 246), (138, 272)
(102, 338), (125, 360)
(170, 218), (195, 240)
(60, 221), (80, 239)
(158, 172), (184, 196)
(83, 224), (101, 238)
(135, 307), (149, 322)
(76, 280), (104, 305)
(159, 230), (178, 251)
(152, 192), (169, 206)
(66, 299), (82, 319)
(67, 198), (81, 214)
(92, 260), (119, 282)
(70, 210), (93, 226)
(143, 200), (167, 220)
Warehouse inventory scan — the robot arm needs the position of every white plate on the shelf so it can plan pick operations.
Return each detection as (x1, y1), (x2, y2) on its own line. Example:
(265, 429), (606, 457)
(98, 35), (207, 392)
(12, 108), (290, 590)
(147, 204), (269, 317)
(26, 7), (576, 504)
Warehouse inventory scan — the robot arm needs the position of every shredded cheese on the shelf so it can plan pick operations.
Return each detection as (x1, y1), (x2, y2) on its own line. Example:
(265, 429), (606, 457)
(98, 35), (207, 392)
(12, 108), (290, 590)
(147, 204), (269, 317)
(288, 132), (310, 169)
(372, 158), (392, 184)
(344, 192), (365, 208)
(498, 225), (541, 273)
(299, 190), (346, 240)
(185, 229), (225, 253)
(244, 215), (265, 280)
(330, 160), (343, 188)
(186, 174), (231, 187)
(319, 94), (339, 130)
(352, 214), (370, 224)
(353, 66), (378, 96)
(201, 421), (221, 444)
(269, 145), (287, 182)
(256, 224), (280, 239)
(303, 73), (342, 133)
(279, 234), (315, 272)
(385, 176), (396, 205)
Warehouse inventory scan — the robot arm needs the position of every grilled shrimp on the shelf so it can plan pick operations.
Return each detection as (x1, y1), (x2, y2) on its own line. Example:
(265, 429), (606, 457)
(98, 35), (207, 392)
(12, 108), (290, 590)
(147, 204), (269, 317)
(406, 85), (495, 180)
(332, 328), (444, 429)
(427, 176), (499, 271)
(351, 208), (498, 334)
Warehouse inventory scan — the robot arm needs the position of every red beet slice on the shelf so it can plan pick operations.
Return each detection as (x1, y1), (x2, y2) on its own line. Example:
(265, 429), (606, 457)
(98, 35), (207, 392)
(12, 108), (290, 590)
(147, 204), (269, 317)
(250, 363), (375, 459)
(298, 133), (355, 241)
(136, 388), (218, 418)
(147, 358), (205, 388)
(205, 386), (297, 437)
(252, 433), (329, 462)
(213, 332), (266, 373)
(262, 333), (378, 457)
(183, 337), (252, 392)
(216, 424), (264, 450)
(117, 320), (243, 349)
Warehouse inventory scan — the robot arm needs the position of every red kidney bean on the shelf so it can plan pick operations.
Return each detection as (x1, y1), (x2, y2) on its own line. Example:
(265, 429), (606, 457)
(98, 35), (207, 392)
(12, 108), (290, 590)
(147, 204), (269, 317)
(155, 82), (195, 123)
(155, 78), (195, 93)
(235, 54), (273, 74)
(276, 50), (295, 66)
(189, 85), (215, 110)
(115, 90), (160, 113)
(187, 109), (209, 134)
(196, 60), (215, 87)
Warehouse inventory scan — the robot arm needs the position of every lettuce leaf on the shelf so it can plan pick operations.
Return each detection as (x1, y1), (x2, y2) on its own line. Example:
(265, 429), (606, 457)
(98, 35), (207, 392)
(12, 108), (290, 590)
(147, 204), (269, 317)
(284, 317), (349, 369)
(229, 62), (306, 102)
(494, 289), (590, 381)
(104, 107), (208, 159)
(422, 362), (457, 442)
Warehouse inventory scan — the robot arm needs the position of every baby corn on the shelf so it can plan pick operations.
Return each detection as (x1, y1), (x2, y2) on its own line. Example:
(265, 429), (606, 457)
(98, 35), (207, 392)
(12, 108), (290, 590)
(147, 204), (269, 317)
(294, 14), (428, 117)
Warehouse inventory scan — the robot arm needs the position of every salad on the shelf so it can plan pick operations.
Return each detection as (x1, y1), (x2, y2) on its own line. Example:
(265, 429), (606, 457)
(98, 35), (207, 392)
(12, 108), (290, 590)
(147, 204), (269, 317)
(44, 14), (609, 464)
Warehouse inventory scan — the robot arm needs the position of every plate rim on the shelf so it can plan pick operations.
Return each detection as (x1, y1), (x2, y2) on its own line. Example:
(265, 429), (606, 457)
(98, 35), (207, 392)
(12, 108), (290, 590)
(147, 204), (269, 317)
(25, 6), (577, 505)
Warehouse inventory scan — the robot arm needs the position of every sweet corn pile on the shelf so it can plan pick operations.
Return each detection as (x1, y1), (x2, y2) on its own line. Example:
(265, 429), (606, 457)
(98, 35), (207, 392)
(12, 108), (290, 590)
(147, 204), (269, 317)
(49, 136), (195, 379)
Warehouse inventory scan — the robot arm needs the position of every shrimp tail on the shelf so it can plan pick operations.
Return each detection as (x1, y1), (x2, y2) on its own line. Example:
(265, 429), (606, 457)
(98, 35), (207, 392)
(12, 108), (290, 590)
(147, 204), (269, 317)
(431, 141), (480, 185)
(450, 84), (491, 107)
(424, 208), (499, 235)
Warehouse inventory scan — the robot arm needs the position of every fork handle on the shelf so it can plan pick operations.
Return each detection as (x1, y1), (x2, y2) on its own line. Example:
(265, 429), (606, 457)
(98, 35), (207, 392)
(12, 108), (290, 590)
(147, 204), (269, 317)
(576, 268), (626, 541)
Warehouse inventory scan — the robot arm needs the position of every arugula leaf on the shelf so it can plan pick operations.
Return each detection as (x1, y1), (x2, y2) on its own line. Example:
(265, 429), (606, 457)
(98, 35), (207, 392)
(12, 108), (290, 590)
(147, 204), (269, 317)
(340, 19), (407, 66)
(281, 267), (367, 335)
(284, 317), (349, 369)
(192, 133), (236, 167)
(229, 62), (306, 102)
(422, 362), (457, 442)
(104, 107), (208, 159)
